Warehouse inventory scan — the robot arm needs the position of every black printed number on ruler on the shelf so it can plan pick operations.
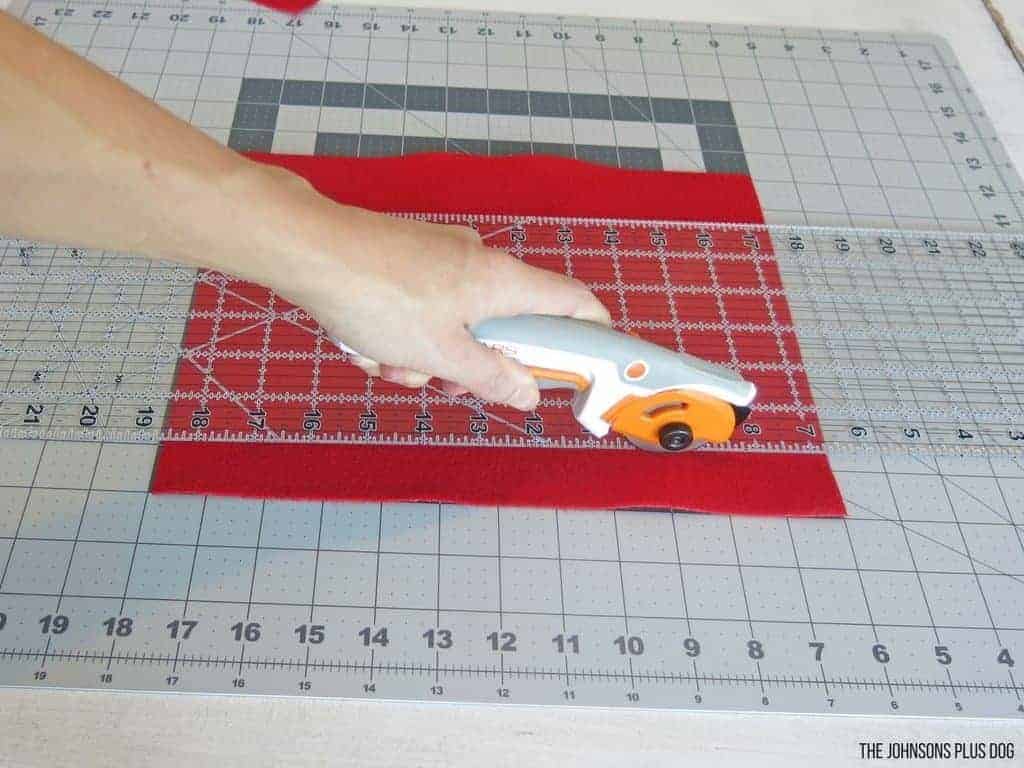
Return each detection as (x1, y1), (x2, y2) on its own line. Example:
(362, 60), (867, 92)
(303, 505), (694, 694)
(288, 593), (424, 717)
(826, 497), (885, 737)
(39, 614), (69, 635)
(167, 620), (197, 640)
(0, 612), (6, 631)
(248, 410), (267, 431)
(231, 622), (261, 642)
(967, 238), (987, 258)
(136, 407), (154, 428)
(553, 634), (580, 654)
(359, 410), (378, 433)
(359, 626), (389, 647)
(414, 411), (433, 434)
(295, 624), (325, 644)
(102, 617), (133, 637)
(423, 628), (453, 649)
(80, 404), (99, 427)
(470, 412), (488, 435)
(24, 404), (43, 424)
(191, 407), (211, 429)
(487, 631), (517, 652)
(615, 635), (644, 655)
(303, 410), (322, 432)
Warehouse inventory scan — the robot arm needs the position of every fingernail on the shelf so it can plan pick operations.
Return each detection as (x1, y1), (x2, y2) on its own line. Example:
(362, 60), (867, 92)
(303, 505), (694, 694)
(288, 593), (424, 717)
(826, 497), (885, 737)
(331, 336), (358, 355)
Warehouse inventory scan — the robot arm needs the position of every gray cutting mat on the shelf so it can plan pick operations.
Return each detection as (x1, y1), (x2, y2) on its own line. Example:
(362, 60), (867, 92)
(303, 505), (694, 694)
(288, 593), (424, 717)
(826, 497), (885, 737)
(0, 0), (1022, 717)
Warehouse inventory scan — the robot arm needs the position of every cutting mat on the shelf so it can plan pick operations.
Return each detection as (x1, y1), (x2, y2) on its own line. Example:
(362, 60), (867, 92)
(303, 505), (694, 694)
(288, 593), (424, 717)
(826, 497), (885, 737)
(1, 0), (1023, 717)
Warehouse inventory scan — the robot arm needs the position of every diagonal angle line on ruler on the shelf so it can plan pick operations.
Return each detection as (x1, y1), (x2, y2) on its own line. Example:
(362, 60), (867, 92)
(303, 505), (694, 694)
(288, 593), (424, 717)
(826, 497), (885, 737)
(421, 381), (554, 443)
(560, 22), (703, 170)
(842, 496), (1024, 588)
(186, 269), (556, 441)
(270, 10), (709, 169)
(271, 12), (516, 159)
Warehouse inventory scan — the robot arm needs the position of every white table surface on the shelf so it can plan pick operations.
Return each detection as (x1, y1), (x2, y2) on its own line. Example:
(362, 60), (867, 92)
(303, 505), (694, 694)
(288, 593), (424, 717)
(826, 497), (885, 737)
(2, 0), (1023, 765)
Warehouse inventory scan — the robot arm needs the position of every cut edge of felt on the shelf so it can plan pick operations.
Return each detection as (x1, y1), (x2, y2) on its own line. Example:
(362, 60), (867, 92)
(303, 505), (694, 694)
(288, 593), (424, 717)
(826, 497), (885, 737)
(151, 442), (845, 517)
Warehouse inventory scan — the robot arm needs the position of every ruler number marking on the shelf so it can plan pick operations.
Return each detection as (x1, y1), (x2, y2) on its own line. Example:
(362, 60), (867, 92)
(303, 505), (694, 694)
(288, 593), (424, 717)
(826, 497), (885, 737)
(231, 621), (261, 642)
(423, 628), (453, 649)
(552, 633), (579, 654)
(39, 614), (69, 635)
(358, 626), (389, 647)
(102, 617), (133, 637)
(487, 631), (516, 652)
(294, 624), (325, 645)
(167, 619), (197, 640)
(24, 404), (44, 424)
(614, 635), (644, 655)
(872, 643), (890, 664)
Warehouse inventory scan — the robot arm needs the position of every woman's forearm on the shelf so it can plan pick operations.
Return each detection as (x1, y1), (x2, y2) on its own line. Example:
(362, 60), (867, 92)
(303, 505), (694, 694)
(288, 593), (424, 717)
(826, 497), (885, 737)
(0, 9), (314, 284)
(0, 9), (610, 410)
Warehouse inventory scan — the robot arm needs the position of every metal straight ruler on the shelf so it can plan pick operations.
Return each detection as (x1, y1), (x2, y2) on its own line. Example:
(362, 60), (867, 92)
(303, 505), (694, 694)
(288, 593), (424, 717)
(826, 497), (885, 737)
(0, 0), (1022, 718)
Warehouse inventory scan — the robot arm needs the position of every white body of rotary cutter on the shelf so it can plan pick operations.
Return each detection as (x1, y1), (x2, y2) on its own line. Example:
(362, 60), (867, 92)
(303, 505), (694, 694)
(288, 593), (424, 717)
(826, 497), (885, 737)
(335, 314), (756, 452)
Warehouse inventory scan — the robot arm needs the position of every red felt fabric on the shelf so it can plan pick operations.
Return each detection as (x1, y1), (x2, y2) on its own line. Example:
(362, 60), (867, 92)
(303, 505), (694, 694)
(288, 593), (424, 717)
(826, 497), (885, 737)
(154, 444), (840, 516)
(251, 0), (317, 14)
(151, 153), (845, 517)
(248, 152), (766, 220)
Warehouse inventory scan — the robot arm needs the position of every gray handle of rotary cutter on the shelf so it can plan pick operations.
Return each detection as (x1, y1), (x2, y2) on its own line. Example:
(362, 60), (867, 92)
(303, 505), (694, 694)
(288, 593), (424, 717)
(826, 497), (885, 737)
(470, 314), (756, 406)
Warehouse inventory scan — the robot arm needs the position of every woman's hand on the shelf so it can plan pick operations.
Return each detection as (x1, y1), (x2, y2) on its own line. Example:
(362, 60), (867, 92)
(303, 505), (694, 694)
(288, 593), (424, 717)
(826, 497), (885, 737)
(237, 164), (612, 411)
(1, 10), (611, 412)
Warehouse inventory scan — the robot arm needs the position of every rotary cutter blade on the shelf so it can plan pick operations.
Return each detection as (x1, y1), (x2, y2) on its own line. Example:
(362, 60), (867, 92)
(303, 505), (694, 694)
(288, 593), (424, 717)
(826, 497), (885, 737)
(470, 315), (756, 452)
(333, 315), (756, 452)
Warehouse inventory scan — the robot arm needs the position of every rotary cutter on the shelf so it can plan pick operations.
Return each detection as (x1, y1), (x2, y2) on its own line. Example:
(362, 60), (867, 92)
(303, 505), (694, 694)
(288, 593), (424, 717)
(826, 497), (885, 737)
(472, 315), (755, 451)
(335, 314), (756, 452)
